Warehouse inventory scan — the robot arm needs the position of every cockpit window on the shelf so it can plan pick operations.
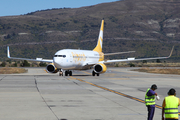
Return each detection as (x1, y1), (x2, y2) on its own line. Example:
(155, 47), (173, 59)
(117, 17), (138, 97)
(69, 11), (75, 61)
(54, 55), (66, 58)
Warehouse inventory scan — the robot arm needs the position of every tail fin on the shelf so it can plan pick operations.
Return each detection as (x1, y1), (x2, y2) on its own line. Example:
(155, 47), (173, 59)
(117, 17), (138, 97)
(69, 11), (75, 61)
(93, 20), (104, 52)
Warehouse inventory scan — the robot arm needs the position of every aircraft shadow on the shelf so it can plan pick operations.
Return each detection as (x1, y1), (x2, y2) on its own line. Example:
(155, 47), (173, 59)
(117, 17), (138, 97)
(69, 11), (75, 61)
(71, 75), (91, 76)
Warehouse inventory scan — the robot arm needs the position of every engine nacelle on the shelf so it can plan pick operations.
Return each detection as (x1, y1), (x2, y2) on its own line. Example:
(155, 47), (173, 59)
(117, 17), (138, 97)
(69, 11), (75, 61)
(94, 63), (107, 74)
(46, 64), (58, 73)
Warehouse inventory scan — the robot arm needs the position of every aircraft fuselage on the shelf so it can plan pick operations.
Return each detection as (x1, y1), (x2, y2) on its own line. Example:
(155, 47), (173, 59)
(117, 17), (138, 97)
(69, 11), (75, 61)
(53, 49), (104, 70)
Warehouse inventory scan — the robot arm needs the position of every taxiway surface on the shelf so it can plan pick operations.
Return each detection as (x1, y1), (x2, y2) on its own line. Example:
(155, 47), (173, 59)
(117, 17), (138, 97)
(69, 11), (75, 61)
(0, 67), (179, 120)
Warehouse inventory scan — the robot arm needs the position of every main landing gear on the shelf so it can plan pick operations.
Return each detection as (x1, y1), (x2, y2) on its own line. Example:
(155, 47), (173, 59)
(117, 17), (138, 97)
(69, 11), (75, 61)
(59, 70), (72, 76)
(92, 71), (99, 76)
(65, 70), (72, 76)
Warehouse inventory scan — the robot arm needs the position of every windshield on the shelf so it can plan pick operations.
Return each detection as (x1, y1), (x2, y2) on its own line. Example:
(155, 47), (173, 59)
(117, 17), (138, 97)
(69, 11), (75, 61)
(54, 55), (66, 58)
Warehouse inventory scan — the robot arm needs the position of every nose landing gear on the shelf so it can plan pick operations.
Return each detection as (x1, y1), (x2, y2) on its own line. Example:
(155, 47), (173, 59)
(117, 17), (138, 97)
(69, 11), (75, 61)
(59, 70), (63, 76)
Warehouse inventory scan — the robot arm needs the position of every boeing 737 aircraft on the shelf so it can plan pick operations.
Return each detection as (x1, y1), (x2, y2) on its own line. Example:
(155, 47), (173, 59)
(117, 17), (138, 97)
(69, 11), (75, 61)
(7, 20), (174, 76)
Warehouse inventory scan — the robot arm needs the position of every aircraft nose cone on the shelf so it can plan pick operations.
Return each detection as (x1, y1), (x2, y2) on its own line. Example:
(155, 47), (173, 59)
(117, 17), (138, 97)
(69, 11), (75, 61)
(53, 57), (61, 68)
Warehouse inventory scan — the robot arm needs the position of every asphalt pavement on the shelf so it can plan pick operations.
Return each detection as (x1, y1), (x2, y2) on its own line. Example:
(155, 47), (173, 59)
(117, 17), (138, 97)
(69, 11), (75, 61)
(0, 67), (179, 120)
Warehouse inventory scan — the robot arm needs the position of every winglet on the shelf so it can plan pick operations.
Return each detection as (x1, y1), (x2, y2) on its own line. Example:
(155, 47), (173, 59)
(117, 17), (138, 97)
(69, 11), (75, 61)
(7, 46), (11, 58)
(168, 46), (174, 58)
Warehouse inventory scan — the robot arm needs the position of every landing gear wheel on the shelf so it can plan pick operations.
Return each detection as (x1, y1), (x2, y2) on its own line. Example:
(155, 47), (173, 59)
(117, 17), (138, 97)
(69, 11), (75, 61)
(59, 71), (63, 76)
(65, 70), (72, 76)
(65, 71), (68, 76)
(92, 71), (100, 76)
(69, 71), (72, 76)
(92, 71), (96, 76)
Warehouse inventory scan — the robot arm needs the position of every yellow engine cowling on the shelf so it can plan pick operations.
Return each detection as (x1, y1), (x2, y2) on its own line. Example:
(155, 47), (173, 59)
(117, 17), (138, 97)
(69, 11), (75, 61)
(46, 64), (58, 73)
(94, 63), (107, 74)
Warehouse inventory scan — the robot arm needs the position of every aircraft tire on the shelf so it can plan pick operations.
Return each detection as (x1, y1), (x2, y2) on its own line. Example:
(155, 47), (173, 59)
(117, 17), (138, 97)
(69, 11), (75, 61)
(92, 71), (95, 76)
(65, 71), (68, 76)
(69, 71), (72, 76)
(59, 71), (63, 76)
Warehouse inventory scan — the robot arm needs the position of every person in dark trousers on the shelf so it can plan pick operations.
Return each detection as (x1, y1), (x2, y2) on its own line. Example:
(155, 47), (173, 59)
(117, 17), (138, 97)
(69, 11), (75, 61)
(145, 84), (159, 120)
(162, 88), (180, 120)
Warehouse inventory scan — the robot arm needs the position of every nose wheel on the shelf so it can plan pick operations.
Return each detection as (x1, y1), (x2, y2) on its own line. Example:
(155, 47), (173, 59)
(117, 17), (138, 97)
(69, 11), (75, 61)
(65, 70), (72, 76)
(59, 71), (63, 76)
(59, 69), (63, 76)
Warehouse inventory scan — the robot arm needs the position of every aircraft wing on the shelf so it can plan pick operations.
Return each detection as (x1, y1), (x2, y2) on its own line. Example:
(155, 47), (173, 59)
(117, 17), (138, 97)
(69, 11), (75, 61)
(103, 46), (174, 64)
(7, 46), (53, 63)
(104, 51), (135, 56)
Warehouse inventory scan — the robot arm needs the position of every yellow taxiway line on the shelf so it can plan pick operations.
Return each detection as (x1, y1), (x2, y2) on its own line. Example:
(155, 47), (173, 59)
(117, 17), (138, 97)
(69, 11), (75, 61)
(70, 76), (180, 115)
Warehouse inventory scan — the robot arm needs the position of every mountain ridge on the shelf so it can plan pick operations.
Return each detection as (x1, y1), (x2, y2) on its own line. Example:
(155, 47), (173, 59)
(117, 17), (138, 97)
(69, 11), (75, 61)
(0, 0), (180, 61)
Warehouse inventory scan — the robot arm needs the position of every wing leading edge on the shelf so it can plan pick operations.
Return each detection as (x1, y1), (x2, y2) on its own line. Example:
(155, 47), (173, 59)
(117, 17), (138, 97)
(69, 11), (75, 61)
(103, 46), (174, 64)
(7, 46), (53, 63)
(104, 51), (135, 56)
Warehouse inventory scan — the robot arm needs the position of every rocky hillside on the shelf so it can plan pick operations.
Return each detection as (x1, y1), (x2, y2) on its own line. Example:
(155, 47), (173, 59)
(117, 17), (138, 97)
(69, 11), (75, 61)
(0, 0), (180, 62)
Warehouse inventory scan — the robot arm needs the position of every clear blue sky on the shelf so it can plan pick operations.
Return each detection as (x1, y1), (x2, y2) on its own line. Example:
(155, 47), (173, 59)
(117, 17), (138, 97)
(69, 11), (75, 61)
(0, 0), (118, 17)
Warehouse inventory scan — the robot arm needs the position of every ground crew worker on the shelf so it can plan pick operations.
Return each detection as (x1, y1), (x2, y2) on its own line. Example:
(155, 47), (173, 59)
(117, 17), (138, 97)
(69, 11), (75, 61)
(162, 88), (180, 120)
(145, 84), (159, 120)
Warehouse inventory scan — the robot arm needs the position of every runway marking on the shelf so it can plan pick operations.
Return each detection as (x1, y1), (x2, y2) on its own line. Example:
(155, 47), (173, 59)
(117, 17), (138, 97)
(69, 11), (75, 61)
(70, 76), (180, 115)
(44, 69), (48, 73)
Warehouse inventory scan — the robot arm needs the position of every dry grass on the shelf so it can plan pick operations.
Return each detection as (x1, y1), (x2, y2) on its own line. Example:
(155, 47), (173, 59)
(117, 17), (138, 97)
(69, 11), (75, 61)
(137, 63), (180, 67)
(115, 62), (180, 67)
(134, 68), (180, 75)
(0, 67), (27, 74)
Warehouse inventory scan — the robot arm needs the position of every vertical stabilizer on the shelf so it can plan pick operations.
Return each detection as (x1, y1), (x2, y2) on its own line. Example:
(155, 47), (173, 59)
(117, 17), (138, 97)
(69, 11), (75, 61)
(93, 20), (104, 52)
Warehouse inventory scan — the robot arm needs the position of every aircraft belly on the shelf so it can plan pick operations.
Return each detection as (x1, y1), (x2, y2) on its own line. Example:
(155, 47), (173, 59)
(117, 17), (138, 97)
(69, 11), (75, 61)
(55, 61), (83, 70)
(61, 65), (84, 70)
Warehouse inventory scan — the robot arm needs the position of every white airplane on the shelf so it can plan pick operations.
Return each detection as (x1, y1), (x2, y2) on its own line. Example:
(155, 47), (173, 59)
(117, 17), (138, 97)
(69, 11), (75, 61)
(7, 20), (174, 76)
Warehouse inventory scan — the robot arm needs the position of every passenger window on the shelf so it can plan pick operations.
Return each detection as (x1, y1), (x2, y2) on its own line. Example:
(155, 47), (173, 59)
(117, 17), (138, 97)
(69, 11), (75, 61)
(63, 55), (66, 58)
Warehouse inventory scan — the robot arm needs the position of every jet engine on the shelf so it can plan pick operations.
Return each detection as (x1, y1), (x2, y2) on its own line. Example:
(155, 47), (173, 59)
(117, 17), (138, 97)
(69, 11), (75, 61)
(46, 64), (58, 73)
(93, 63), (107, 74)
